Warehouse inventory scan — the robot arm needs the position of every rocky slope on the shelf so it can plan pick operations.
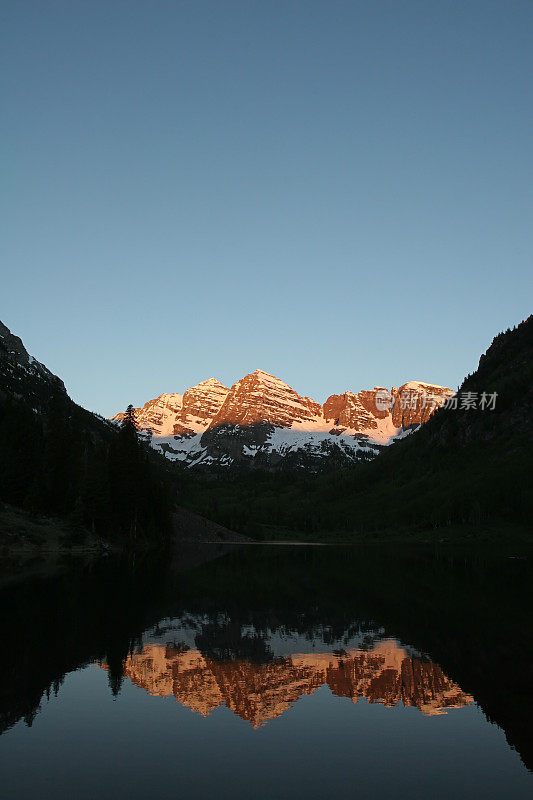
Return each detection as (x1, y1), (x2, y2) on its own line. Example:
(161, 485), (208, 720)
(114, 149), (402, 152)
(0, 320), (67, 410)
(112, 393), (184, 437)
(112, 369), (453, 471)
(173, 379), (230, 435)
(0, 319), (110, 442)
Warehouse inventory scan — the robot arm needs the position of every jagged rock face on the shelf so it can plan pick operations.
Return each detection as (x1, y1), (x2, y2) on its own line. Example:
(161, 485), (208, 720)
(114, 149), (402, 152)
(109, 369), (453, 471)
(392, 382), (454, 428)
(115, 638), (472, 728)
(210, 370), (322, 429)
(112, 393), (183, 437)
(172, 379), (230, 435)
(324, 384), (454, 433)
(323, 388), (390, 430)
(111, 379), (230, 437)
(0, 320), (66, 410)
(358, 388), (392, 420)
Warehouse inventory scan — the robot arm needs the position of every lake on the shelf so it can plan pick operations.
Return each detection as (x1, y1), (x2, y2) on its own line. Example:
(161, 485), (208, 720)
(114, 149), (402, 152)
(0, 544), (532, 799)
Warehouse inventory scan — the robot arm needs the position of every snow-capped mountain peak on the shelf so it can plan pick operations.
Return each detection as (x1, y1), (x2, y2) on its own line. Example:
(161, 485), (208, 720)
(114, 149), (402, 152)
(110, 369), (454, 471)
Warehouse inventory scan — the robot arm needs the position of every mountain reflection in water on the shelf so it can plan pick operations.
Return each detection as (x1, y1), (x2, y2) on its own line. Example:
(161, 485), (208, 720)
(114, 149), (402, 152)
(112, 636), (473, 726)
(0, 543), (532, 799)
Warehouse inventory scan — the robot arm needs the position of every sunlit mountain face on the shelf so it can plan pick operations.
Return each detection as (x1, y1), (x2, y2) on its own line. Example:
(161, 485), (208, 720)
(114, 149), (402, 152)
(109, 369), (454, 470)
(106, 630), (473, 727)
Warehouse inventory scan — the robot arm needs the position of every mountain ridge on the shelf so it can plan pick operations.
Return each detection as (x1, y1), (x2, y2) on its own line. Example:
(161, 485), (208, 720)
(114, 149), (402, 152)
(111, 370), (453, 471)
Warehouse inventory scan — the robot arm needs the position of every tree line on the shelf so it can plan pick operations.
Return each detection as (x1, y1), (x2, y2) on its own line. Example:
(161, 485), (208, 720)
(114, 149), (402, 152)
(0, 394), (174, 544)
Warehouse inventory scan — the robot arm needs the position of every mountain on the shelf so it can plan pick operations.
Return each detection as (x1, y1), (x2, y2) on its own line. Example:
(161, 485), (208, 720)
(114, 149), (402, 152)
(184, 316), (533, 537)
(173, 378), (230, 435)
(111, 370), (453, 471)
(0, 320), (174, 544)
(0, 320), (67, 410)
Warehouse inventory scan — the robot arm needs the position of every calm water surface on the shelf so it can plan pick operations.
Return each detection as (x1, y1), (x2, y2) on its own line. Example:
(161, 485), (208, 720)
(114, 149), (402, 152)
(0, 545), (532, 799)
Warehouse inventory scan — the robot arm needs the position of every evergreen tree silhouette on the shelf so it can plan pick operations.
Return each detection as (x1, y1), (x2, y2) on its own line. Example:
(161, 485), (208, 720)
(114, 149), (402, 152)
(108, 404), (145, 539)
(122, 404), (138, 431)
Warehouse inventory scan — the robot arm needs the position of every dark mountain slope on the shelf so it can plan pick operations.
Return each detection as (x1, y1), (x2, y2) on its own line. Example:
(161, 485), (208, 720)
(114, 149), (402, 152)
(0, 320), (174, 545)
(184, 317), (533, 539)
(0, 320), (114, 440)
(0, 321), (66, 406)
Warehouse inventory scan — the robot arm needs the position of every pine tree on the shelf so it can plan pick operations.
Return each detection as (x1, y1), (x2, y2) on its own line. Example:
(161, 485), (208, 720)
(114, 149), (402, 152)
(108, 404), (144, 539)
(122, 404), (138, 432)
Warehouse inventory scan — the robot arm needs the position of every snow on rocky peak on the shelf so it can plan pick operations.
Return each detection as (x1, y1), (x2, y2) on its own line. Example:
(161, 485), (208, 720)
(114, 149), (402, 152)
(109, 369), (454, 471)
(111, 393), (184, 437)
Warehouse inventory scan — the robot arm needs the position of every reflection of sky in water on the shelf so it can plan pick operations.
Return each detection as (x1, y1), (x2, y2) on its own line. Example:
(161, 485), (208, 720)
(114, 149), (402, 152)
(1, 661), (531, 800)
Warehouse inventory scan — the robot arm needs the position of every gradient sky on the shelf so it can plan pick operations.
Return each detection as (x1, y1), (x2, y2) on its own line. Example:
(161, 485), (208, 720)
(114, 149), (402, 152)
(3, 1), (532, 416)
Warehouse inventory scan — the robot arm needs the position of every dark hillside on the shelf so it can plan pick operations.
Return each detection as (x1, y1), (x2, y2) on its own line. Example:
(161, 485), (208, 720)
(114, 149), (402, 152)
(0, 321), (174, 546)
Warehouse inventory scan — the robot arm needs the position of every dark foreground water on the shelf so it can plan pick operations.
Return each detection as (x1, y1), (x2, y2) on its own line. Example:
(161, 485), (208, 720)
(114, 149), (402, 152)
(0, 544), (532, 799)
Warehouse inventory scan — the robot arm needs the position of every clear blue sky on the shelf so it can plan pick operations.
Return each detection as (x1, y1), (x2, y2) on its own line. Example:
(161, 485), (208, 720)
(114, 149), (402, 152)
(3, 1), (532, 416)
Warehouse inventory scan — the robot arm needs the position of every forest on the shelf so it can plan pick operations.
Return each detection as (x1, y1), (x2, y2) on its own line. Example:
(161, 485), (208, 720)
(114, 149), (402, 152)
(0, 396), (174, 545)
